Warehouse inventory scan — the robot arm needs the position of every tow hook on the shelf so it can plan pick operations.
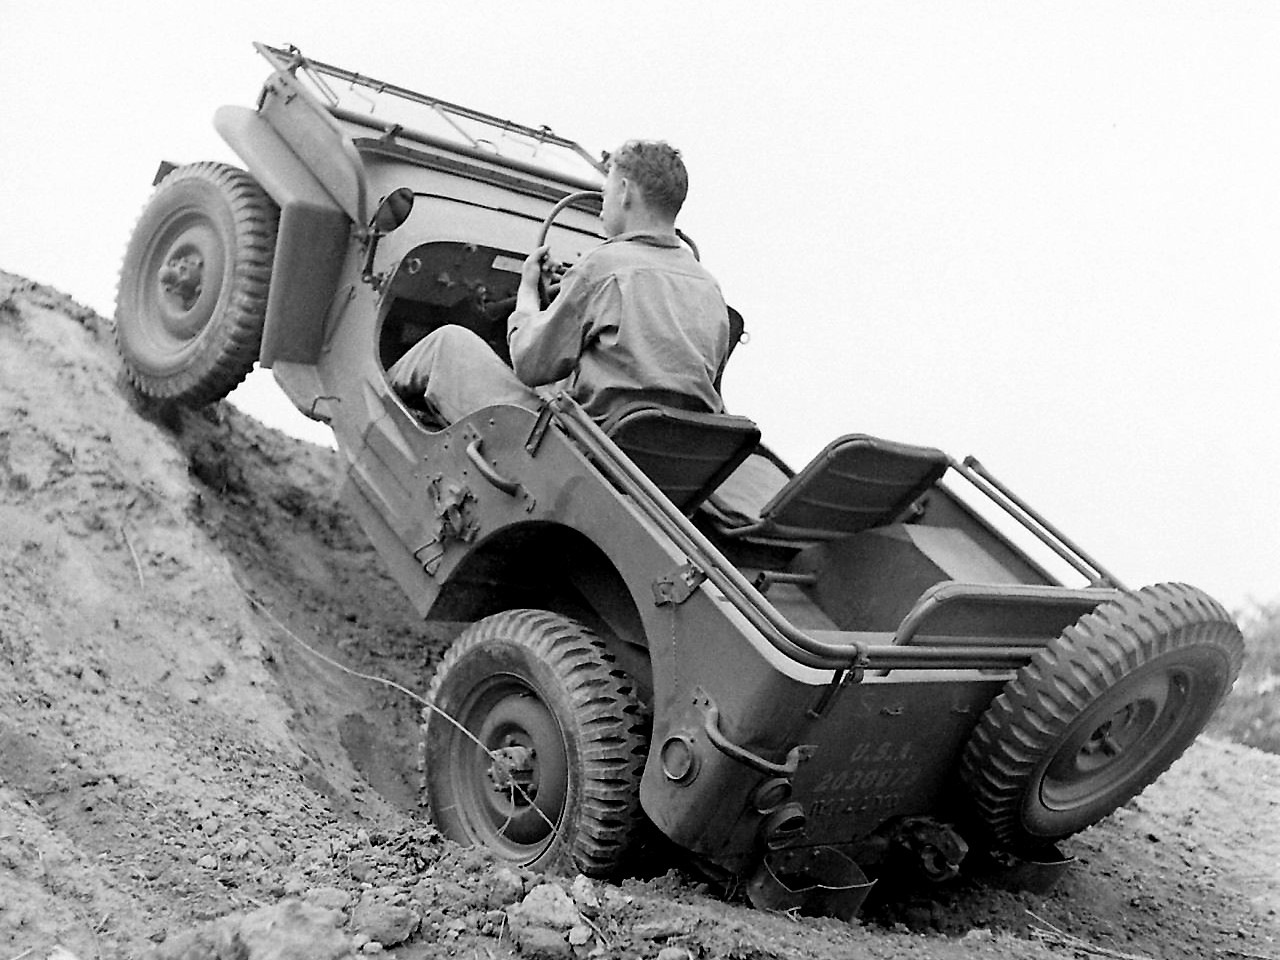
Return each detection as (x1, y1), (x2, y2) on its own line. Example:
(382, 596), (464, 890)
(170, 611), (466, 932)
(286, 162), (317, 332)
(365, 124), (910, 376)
(889, 815), (969, 882)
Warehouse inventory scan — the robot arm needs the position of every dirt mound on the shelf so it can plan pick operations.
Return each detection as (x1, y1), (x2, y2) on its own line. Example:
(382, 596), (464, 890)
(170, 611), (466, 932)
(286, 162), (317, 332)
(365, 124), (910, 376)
(1, 270), (1277, 960)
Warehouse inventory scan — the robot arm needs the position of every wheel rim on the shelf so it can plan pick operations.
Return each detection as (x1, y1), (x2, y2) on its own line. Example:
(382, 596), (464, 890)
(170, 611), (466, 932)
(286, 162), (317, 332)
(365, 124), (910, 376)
(135, 209), (227, 360)
(452, 674), (569, 861)
(1038, 661), (1192, 811)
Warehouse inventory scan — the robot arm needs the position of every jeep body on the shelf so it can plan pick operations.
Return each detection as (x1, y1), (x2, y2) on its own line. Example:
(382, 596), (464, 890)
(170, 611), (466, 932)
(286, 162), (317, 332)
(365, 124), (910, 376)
(115, 43), (1243, 916)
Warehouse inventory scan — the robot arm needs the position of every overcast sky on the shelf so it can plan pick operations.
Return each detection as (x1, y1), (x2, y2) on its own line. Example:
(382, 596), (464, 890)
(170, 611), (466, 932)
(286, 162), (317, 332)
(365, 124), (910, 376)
(2, 2), (1276, 612)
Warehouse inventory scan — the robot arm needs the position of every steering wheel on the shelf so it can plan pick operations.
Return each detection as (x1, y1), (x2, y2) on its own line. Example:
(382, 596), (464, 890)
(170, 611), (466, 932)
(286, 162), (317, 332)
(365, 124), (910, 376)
(535, 190), (602, 308)
(533, 189), (704, 308)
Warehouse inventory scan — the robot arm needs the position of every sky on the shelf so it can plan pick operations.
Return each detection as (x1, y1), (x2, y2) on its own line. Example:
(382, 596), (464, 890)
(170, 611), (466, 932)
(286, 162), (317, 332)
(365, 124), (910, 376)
(2, 2), (1277, 613)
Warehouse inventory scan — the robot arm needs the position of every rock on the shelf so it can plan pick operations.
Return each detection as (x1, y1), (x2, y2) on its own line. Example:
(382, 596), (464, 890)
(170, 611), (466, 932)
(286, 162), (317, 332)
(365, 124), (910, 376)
(138, 856), (167, 880)
(567, 923), (593, 946)
(511, 924), (572, 960)
(235, 901), (348, 960)
(507, 882), (581, 931)
(348, 855), (372, 882)
(436, 878), (473, 905)
(306, 886), (352, 911)
(570, 875), (599, 916)
(257, 836), (285, 863)
(484, 866), (526, 908)
(351, 897), (420, 947)
(442, 918), (469, 938)
(656, 948), (692, 960)
(504, 884), (583, 960)
(146, 900), (348, 960)
(196, 854), (219, 870)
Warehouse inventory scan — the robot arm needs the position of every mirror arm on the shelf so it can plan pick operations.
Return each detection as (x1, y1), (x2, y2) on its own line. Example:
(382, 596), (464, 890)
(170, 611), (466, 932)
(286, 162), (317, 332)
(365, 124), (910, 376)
(360, 229), (387, 288)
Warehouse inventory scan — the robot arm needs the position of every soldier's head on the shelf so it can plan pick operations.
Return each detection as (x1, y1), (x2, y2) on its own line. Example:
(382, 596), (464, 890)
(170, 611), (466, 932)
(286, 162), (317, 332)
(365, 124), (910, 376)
(600, 140), (688, 236)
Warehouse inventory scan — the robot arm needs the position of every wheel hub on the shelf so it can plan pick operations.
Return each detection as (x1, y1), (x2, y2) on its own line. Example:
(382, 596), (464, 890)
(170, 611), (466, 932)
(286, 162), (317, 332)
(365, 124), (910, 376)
(144, 223), (225, 343)
(486, 743), (537, 801)
(1041, 667), (1186, 809)
(1075, 700), (1152, 770)
(158, 252), (205, 309)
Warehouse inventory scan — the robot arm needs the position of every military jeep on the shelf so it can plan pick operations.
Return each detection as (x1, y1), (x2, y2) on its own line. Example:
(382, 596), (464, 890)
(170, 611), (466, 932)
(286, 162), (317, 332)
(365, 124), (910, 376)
(113, 43), (1244, 917)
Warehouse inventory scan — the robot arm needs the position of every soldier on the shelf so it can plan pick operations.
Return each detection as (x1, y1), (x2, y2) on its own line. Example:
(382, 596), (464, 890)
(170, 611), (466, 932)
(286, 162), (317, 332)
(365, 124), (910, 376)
(388, 140), (731, 424)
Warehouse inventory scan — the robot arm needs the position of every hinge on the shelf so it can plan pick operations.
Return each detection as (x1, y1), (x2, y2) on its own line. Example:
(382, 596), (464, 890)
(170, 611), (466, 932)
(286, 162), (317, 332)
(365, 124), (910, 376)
(652, 561), (707, 606)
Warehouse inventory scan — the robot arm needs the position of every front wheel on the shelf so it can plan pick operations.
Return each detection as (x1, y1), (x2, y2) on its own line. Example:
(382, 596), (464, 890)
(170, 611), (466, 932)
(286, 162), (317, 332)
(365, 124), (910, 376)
(421, 610), (649, 876)
(960, 582), (1243, 849)
(114, 162), (278, 407)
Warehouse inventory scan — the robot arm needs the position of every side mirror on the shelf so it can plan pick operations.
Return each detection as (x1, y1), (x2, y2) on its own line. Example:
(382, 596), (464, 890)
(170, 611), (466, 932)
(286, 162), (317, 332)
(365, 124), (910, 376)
(371, 187), (414, 234)
(362, 188), (415, 289)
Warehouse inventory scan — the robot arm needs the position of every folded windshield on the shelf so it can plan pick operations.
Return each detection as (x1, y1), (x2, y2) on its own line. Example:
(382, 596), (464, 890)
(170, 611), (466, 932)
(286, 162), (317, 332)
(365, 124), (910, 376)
(256, 42), (605, 185)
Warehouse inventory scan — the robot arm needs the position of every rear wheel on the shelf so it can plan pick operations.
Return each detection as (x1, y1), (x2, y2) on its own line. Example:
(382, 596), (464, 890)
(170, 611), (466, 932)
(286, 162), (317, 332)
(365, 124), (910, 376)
(421, 609), (648, 875)
(960, 582), (1243, 848)
(114, 162), (278, 406)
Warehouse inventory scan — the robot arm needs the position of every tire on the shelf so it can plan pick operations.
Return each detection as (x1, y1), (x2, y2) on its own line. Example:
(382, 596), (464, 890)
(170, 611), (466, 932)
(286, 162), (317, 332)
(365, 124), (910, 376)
(960, 582), (1243, 849)
(114, 162), (278, 406)
(421, 609), (649, 876)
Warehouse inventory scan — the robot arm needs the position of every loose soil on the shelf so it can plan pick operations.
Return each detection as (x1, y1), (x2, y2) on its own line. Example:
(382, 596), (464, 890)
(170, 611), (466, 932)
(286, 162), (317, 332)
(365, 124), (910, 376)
(1, 270), (1276, 960)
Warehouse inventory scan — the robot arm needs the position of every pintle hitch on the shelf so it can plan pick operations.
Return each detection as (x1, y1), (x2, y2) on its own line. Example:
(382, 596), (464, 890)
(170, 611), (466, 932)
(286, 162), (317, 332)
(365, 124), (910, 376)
(886, 815), (970, 882)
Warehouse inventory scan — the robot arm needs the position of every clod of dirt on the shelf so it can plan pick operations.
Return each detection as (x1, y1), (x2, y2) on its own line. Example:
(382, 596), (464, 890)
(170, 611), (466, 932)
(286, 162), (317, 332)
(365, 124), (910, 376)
(351, 893), (420, 948)
(144, 900), (350, 960)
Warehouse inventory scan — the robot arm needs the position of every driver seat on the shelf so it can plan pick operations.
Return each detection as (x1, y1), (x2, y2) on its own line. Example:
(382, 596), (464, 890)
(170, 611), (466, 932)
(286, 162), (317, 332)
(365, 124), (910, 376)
(602, 401), (762, 514)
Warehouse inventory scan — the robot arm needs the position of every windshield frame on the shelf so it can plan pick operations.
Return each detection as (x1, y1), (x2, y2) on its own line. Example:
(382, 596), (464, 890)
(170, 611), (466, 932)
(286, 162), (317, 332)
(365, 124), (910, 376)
(254, 43), (606, 190)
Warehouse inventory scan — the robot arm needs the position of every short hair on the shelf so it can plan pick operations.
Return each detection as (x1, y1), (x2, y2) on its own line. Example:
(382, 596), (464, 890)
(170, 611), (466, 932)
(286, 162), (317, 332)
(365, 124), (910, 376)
(607, 140), (688, 219)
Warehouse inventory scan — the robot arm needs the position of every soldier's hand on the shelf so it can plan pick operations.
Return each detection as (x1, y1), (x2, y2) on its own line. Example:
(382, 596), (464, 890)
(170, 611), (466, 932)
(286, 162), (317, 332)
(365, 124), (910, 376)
(522, 245), (551, 287)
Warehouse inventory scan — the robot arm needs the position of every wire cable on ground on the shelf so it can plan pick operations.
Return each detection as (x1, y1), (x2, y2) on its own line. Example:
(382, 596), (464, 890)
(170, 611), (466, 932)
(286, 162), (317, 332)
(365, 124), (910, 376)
(231, 577), (558, 837)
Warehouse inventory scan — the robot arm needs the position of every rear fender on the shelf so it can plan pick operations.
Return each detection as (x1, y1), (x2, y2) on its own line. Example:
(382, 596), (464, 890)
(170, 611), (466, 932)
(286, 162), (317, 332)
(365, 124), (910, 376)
(214, 105), (351, 365)
(425, 522), (654, 701)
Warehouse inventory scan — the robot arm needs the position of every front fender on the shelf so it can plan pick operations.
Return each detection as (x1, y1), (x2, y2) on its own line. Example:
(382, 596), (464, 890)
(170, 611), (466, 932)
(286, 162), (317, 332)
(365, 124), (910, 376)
(214, 105), (350, 365)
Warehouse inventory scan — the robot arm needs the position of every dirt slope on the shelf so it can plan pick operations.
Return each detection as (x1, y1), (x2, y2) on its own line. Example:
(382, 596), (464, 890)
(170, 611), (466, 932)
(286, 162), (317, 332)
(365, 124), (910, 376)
(1, 269), (1277, 960)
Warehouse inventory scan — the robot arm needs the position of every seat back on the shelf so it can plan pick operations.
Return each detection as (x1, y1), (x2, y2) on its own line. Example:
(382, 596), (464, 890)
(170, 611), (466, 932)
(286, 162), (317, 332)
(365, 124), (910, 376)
(705, 434), (950, 541)
(757, 435), (949, 539)
(603, 402), (762, 513)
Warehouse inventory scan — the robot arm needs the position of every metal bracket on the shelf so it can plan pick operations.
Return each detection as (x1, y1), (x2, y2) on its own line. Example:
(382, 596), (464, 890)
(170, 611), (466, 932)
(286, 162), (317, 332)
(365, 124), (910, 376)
(524, 404), (554, 455)
(412, 539), (445, 576)
(306, 394), (340, 424)
(652, 561), (707, 606)
(807, 653), (869, 719)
